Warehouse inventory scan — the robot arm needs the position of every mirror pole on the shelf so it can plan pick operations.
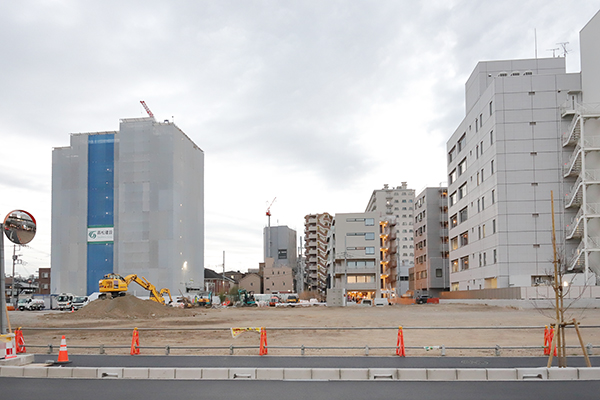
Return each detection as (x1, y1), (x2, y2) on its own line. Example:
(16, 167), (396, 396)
(1, 223), (7, 334)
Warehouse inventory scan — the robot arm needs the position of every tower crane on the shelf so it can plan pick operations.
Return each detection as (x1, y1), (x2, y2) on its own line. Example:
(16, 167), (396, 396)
(140, 100), (154, 118)
(265, 197), (276, 259)
(266, 197), (276, 227)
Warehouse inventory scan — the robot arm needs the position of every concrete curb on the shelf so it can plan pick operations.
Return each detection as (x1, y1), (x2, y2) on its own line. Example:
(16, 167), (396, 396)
(1, 365), (600, 381)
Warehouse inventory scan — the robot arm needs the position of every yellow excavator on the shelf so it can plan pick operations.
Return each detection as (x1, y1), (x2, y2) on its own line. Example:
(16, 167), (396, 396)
(98, 273), (173, 305)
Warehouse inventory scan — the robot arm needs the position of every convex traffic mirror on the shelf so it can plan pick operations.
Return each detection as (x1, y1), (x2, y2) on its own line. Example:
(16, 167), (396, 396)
(3, 209), (36, 245)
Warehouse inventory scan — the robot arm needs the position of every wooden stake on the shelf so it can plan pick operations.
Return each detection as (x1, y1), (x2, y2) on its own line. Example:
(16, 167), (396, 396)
(573, 319), (592, 368)
(4, 305), (11, 334)
(547, 323), (558, 368)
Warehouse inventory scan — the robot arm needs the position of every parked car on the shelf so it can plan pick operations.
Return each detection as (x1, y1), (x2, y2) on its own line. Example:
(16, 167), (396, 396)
(286, 294), (299, 304)
(415, 294), (429, 304)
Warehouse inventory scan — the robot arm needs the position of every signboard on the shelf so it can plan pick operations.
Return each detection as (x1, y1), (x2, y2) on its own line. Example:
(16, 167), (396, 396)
(87, 227), (114, 243)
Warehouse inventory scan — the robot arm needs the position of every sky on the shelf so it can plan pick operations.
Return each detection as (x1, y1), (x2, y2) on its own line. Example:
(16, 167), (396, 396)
(1, 1), (599, 277)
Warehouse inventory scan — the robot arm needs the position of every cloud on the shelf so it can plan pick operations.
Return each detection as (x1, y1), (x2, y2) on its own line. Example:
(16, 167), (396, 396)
(1, 0), (599, 274)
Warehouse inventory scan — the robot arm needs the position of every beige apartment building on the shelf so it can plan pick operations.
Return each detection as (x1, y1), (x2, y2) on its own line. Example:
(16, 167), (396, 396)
(365, 183), (415, 296)
(262, 258), (294, 295)
(326, 212), (381, 303)
(303, 213), (332, 300)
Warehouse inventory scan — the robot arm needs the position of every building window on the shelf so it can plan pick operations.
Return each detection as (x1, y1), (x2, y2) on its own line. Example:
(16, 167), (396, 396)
(365, 218), (374, 226)
(460, 256), (469, 270)
(449, 169), (457, 184)
(483, 252), (487, 266)
(450, 214), (458, 228)
(458, 158), (467, 176)
(451, 237), (458, 250)
(492, 189), (495, 204)
(460, 231), (468, 246)
(458, 183), (467, 199)
(448, 146), (456, 163)
(491, 160), (494, 174)
(365, 232), (375, 240)
(481, 196), (485, 210)
(489, 102), (493, 116)
(436, 269), (443, 278)
(365, 247), (375, 255)
(451, 259), (459, 272)
(493, 249), (497, 264)
(459, 207), (468, 223)
(458, 134), (466, 153)
(449, 192), (457, 206)
(492, 219), (496, 234)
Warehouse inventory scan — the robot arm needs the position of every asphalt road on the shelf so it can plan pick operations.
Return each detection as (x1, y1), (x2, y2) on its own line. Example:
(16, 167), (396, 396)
(34, 354), (599, 368)
(2, 377), (599, 400)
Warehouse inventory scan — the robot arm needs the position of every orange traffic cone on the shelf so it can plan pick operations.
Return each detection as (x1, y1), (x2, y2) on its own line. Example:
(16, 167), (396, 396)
(15, 328), (26, 354)
(259, 327), (268, 355)
(57, 335), (70, 363)
(396, 326), (406, 357)
(130, 328), (140, 355)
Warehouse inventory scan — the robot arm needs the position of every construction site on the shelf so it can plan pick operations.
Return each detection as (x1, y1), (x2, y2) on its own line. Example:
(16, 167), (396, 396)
(7, 296), (600, 359)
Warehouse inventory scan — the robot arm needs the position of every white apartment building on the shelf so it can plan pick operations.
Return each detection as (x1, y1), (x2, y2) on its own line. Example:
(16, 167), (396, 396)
(326, 212), (381, 301)
(562, 10), (600, 282)
(447, 57), (580, 291)
(365, 183), (415, 296)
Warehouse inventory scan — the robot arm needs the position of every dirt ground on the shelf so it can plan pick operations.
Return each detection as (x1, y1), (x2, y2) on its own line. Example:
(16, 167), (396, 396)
(8, 296), (600, 358)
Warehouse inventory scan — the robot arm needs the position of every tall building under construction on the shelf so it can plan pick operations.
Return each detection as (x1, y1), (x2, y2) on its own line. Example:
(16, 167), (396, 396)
(51, 116), (204, 295)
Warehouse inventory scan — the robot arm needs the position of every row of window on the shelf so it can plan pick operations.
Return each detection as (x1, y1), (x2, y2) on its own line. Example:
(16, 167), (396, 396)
(450, 219), (497, 250)
(451, 249), (498, 272)
(448, 102), (493, 165)
(346, 232), (375, 240)
(346, 275), (375, 283)
(346, 218), (375, 226)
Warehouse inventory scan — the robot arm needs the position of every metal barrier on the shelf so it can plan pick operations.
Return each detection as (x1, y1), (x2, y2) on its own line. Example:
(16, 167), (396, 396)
(19, 325), (600, 357)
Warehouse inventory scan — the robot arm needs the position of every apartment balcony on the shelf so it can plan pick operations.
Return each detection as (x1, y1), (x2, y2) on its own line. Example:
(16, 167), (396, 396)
(346, 282), (378, 291)
(305, 216), (318, 224)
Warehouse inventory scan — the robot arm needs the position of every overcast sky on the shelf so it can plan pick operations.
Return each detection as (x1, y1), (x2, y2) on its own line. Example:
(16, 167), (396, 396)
(1, 1), (599, 277)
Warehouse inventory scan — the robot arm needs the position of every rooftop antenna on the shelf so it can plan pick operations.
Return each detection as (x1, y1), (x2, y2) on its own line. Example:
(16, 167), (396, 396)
(534, 28), (538, 58)
(547, 47), (560, 57)
(557, 42), (570, 58)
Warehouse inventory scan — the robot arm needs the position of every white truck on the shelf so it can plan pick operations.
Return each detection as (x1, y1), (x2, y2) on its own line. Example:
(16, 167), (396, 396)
(17, 298), (45, 311)
(56, 293), (74, 311)
(72, 296), (89, 310)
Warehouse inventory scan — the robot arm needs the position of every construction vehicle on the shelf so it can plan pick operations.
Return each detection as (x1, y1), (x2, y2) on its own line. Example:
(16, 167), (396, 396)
(195, 290), (213, 308)
(57, 293), (74, 311)
(98, 273), (173, 305)
(238, 289), (258, 307)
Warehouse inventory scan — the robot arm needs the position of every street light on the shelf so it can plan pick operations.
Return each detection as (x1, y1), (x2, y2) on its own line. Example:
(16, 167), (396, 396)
(1, 210), (36, 334)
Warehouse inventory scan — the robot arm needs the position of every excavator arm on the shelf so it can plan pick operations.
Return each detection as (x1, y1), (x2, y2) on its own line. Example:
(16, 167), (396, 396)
(122, 274), (173, 305)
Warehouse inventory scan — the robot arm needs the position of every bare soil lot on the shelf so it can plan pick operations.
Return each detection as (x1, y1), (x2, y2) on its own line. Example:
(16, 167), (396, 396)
(9, 296), (600, 357)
